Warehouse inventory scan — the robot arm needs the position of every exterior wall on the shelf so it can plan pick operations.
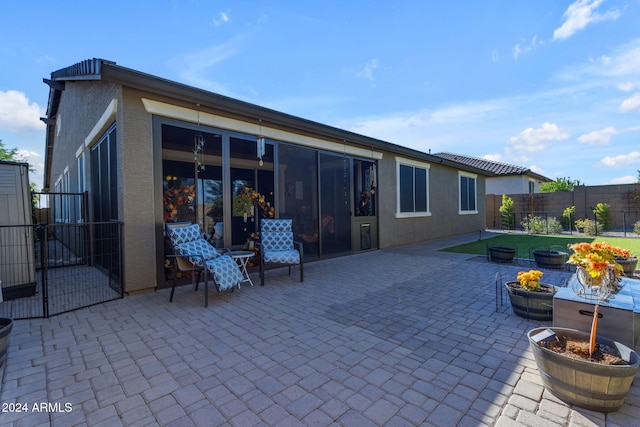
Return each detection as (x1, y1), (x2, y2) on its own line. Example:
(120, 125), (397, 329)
(377, 155), (486, 248)
(53, 79), (490, 292)
(486, 183), (640, 230)
(120, 88), (157, 293)
(50, 81), (161, 294)
(50, 81), (120, 196)
(486, 176), (526, 195)
(486, 175), (544, 195)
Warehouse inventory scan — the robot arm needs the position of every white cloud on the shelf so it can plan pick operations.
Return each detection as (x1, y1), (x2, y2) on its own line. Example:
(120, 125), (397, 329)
(553, 0), (620, 41)
(491, 49), (499, 62)
(529, 165), (546, 175)
(0, 90), (45, 132)
(577, 126), (618, 145)
(609, 175), (637, 184)
(213, 11), (230, 26)
(482, 153), (502, 162)
(508, 122), (569, 153)
(513, 36), (543, 59)
(618, 82), (637, 92)
(600, 151), (640, 167)
(356, 59), (379, 83)
(619, 92), (640, 112)
(171, 40), (243, 94)
(16, 149), (45, 190)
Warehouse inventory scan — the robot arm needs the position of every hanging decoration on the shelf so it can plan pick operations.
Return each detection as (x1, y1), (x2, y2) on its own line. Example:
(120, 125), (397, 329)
(194, 134), (206, 171)
(256, 119), (265, 166)
(193, 109), (206, 172)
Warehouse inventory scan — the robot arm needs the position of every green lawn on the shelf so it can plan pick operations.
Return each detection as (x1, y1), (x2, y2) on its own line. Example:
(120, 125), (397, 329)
(441, 234), (640, 259)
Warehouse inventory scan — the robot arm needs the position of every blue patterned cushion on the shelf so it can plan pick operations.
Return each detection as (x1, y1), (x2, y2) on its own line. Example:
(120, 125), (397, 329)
(206, 255), (243, 291)
(168, 224), (201, 246)
(175, 239), (220, 266)
(263, 249), (300, 265)
(261, 231), (293, 251)
(261, 219), (292, 232)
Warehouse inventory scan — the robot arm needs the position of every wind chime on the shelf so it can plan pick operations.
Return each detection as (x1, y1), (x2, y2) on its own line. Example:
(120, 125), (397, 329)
(194, 109), (206, 226)
(256, 119), (265, 167)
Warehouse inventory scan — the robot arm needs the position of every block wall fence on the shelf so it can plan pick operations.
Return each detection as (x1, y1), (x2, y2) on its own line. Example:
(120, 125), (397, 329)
(486, 183), (640, 232)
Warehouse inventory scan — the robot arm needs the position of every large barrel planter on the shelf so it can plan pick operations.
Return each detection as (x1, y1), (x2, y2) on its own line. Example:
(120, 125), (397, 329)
(0, 318), (13, 368)
(615, 257), (638, 277)
(488, 246), (516, 263)
(528, 327), (640, 413)
(533, 250), (567, 269)
(505, 282), (555, 321)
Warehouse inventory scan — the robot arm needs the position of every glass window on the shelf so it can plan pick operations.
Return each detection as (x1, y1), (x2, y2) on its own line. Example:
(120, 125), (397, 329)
(354, 159), (376, 217)
(279, 145), (319, 257)
(396, 158), (429, 217)
(459, 172), (477, 214)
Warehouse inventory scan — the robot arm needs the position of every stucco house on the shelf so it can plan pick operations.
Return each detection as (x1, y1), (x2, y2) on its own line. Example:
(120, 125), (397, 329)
(42, 58), (490, 294)
(435, 152), (551, 195)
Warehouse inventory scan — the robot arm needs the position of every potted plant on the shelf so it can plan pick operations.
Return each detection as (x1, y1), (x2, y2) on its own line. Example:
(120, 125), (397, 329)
(614, 256), (637, 277)
(533, 249), (567, 269)
(528, 241), (639, 412)
(488, 245), (516, 263)
(505, 270), (556, 320)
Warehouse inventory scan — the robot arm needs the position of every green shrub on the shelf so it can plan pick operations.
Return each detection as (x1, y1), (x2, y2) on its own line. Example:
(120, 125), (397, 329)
(634, 220), (640, 235)
(499, 194), (515, 230)
(521, 215), (563, 235)
(576, 218), (603, 236)
(593, 202), (612, 230)
(561, 206), (575, 230)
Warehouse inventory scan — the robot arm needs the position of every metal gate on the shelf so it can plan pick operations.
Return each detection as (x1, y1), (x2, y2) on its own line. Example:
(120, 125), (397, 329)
(0, 222), (123, 319)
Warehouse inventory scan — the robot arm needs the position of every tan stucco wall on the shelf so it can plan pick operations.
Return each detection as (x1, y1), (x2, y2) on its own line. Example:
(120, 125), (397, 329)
(119, 88), (157, 292)
(377, 154), (486, 249)
(52, 80), (489, 292)
(50, 82), (160, 293)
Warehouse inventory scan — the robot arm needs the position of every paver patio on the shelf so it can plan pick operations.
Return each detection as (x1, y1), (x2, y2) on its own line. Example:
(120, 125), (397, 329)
(1, 232), (639, 426)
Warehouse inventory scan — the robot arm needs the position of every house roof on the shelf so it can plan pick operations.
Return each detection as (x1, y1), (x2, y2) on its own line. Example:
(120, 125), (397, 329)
(42, 58), (492, 189)
(433, 152), (551, 182)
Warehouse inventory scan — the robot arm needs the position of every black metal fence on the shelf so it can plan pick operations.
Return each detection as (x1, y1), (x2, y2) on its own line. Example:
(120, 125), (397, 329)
(495, 210), (640, 237)
(0, 222), (123, 319)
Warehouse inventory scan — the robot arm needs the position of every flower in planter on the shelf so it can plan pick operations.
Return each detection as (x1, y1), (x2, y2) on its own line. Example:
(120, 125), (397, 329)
(516, 269), (544, 292)
(567, 242), (630, 280)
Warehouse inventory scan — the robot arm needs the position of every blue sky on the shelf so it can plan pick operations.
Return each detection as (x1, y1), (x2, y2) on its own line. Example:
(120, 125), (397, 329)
(1, 0), (639, 189)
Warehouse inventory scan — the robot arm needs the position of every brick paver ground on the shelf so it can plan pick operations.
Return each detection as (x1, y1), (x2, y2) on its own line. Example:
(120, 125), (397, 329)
(1, 232), (639, 426)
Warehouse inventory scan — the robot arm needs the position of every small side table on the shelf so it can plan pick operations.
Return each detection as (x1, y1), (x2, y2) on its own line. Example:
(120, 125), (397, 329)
(230, 251), (255, 288)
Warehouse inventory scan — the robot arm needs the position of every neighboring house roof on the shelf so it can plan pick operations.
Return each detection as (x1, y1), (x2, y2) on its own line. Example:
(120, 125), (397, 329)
(433, 152), (551, 182)
(42, 58), (492, 190)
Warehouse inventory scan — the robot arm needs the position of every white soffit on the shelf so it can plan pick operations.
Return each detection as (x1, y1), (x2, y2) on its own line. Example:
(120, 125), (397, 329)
(141, 98), (383, 160)
(85, 99), (118, 148)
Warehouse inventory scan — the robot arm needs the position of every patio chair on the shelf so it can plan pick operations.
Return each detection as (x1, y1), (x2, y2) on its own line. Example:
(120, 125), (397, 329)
(166, 223), (243, 307)
(258, 219), (303, 286)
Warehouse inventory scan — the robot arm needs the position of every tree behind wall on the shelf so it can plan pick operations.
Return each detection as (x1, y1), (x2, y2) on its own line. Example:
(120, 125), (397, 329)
(539, 177), (583, 192)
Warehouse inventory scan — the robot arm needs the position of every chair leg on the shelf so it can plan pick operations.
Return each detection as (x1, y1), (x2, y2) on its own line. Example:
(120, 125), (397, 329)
(169, 261), (178, 302)
(260, 256), (265, 286)
(203, 269), (209, 308)
(194, 270), (202, 291)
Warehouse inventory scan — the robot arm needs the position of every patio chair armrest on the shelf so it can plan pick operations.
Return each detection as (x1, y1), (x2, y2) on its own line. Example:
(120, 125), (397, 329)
(294, 240), (304, 258)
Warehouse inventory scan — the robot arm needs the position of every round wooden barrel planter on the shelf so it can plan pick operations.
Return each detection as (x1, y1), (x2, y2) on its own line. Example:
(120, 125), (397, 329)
(616, 257), (638, 277)
(488, 246), (516, 263)
(505, 282), (555, 321)
(528, 327), (640, 413)
(0, 318), (13, 368)
(533, 250), (567, 269)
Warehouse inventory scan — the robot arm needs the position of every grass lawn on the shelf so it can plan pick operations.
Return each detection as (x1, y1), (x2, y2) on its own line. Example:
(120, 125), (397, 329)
(441, 234), (640, 259)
